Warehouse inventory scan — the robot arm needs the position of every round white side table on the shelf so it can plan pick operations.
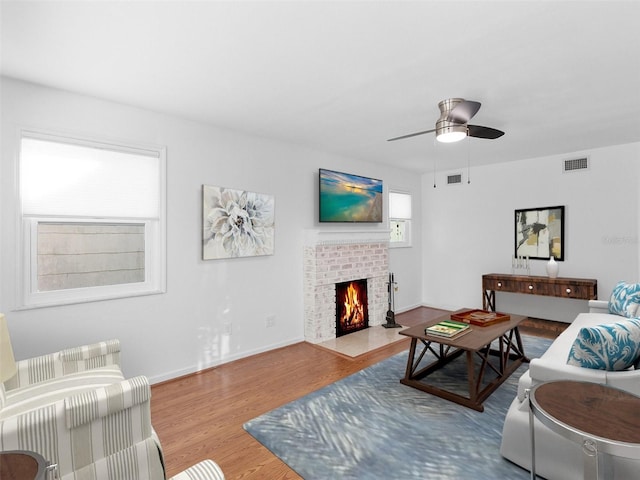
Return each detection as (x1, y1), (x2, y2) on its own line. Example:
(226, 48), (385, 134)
(528, 380), (640, 480)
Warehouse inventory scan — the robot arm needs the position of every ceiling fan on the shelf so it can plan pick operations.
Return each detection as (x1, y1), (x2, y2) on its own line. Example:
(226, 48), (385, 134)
(388, 98), (505, 143)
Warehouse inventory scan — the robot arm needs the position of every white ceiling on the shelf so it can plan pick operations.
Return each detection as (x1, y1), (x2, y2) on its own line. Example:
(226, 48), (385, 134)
(2, 1), (639, 173)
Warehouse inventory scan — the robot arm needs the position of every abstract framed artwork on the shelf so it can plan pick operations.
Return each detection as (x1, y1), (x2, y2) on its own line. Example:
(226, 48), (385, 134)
(514, 205), (564, 260)
(203, 185), (275, 260)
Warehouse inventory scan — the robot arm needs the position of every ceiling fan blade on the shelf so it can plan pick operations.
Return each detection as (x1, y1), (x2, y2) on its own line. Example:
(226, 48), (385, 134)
(467, 125), (505, 139)
(446, 100), (481, 123)
(387, 128), (436, 142)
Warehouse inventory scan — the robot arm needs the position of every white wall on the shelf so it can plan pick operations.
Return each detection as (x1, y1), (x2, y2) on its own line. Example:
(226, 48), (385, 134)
(0, 77), (423, 382)
(422, 142), (640, 322)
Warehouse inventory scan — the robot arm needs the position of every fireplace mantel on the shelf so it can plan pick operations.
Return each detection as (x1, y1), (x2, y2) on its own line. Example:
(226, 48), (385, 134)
(304, 228), (391, 246)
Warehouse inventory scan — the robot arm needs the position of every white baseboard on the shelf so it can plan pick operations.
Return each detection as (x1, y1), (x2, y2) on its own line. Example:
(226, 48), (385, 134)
(391, 302), (458, 314)
(394, 303), (422, 314)
(420, 302), (466, 311)
(149, 336), (305, 385)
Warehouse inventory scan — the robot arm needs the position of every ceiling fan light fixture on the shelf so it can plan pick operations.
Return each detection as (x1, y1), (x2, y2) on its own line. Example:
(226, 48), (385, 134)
(436, 122), (467, 143)
(387, 98), (504, 143)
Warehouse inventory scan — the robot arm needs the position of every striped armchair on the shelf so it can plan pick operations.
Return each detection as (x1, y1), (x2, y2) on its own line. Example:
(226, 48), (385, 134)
(0, 336), (224, 479)
(3, 338), (122, 390)
(0, 339), (124, 416)
(1, 374), (224, 479)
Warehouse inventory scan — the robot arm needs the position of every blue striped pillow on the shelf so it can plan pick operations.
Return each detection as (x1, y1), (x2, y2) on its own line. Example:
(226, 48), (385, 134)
(608, 281), (640, 318)
(567, 319), (640, 371)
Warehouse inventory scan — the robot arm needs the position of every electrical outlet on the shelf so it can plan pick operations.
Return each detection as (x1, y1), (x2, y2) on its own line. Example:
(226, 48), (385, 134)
(222, 322), (232, 335)
(266, 315), (276, 328)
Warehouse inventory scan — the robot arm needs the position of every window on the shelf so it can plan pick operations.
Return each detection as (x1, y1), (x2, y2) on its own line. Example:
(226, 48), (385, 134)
(389, 191), (412, 248)
(19, 131), (166, 308)
(36, 222), (145, 292)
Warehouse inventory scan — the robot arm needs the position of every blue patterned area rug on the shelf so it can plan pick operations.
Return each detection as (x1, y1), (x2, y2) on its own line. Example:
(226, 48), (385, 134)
(244, 334), (551, 480)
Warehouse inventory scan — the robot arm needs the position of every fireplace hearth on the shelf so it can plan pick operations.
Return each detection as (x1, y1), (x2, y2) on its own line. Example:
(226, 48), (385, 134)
(335, 279), (369, 337)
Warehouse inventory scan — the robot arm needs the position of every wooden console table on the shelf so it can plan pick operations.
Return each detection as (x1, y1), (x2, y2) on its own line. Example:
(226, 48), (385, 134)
(482, 273), (597, 312)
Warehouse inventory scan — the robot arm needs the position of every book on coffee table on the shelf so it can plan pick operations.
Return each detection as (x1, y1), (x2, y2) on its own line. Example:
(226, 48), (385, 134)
(425, 319), (471, 338)
(450, 309), (511, 327)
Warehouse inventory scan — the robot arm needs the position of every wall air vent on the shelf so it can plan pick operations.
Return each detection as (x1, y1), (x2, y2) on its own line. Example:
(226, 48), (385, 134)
(563, 157), (589, 173)
(447, 173), (463, 185)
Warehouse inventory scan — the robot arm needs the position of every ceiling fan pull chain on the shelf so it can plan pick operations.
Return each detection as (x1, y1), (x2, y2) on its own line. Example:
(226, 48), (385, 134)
(433, 155), (437, 188)
(467, 136), (471, 184)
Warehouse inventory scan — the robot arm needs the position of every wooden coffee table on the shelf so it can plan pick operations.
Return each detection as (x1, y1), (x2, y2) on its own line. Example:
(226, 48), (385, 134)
(399, 310), (528, 411)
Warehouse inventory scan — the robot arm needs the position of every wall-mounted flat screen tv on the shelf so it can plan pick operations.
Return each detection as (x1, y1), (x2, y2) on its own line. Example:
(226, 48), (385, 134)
(319, 168), (383, 223)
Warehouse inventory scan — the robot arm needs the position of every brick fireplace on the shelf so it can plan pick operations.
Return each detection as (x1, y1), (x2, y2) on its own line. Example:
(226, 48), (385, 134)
(303, 229), (389, 343)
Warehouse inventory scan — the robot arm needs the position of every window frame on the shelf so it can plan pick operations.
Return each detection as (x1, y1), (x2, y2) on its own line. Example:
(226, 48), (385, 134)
(388, 190), (412, 249)
(17, 129), (167, 309)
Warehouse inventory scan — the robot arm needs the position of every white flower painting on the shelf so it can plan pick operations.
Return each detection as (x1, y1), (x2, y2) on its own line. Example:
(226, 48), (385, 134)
(203, 185), (275, 259)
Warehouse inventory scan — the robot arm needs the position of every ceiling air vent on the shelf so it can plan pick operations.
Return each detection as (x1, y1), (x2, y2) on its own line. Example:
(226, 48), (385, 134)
(447, 173), (462, 185)
(563, 157), (589, 173)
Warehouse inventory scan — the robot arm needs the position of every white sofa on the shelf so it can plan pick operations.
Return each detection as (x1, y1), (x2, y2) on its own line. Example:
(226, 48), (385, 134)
(500, 300), (640, 479)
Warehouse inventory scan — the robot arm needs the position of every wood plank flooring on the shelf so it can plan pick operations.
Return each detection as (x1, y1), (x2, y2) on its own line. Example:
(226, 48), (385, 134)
(150, 306), (562, 479)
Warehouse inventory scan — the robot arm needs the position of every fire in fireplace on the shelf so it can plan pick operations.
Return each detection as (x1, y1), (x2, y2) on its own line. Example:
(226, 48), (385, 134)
(335, 279), (369, 337)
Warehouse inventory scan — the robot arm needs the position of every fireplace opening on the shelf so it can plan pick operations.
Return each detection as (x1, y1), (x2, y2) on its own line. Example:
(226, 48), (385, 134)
(335, 278), (369, 337)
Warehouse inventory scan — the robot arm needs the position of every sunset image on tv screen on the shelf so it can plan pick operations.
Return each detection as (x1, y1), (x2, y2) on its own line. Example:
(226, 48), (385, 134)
(319, 169), (383, 222)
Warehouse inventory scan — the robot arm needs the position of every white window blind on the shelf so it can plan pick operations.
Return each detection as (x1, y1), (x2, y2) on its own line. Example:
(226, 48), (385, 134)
(389, 191), (412, 219)
(21, 137), (160, 218)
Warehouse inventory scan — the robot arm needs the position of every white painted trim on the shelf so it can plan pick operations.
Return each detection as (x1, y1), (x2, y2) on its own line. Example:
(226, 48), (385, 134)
(304, 228), (390, 245)
(394, 303), (424, 314)
(389, 219), (412, 248)
(148, 336), (305, 384)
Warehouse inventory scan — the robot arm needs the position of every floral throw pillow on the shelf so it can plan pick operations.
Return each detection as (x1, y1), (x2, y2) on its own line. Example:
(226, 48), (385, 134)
(567, 319), (640, 371)
(608, 281), (640, 318)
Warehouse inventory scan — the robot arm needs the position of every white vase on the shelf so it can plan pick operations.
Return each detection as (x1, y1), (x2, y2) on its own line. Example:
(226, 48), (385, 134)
(546, 256), (559, 278)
